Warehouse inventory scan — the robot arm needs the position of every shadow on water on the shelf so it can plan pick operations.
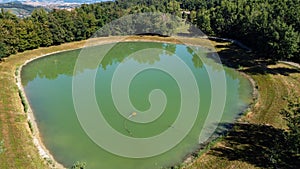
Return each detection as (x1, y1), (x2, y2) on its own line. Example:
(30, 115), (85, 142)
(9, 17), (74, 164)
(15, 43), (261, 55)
(210, 122), (300, 169)
(212, 43), (300, 76)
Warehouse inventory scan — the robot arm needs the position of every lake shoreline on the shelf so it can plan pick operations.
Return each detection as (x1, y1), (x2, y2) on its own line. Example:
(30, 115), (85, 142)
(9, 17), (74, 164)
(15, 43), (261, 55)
(15, 37), (128, 169)
(15, 36), (257, 169)
(179, 71), (258, 169)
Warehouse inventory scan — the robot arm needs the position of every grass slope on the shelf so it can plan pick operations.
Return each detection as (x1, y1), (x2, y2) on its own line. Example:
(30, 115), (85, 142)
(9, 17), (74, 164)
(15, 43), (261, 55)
(186, 42), (300, 169)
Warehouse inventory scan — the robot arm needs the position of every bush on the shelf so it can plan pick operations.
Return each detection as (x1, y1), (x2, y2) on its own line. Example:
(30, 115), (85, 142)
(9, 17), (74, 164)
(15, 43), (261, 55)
(18, 89), (28, 113)
(71, 161), (86, 169)
(281, 96), (300, 155)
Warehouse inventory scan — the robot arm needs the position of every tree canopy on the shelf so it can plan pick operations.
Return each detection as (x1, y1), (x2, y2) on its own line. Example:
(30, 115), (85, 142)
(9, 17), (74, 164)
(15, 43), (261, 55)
(0, 0), (299, 62)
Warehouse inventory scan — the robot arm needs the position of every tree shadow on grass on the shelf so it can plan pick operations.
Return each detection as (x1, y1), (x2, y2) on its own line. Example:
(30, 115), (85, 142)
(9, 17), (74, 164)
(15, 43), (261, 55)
(210, 123), (300, 169)
(243, 67), (300, 76)
(211, 43), (300, 76)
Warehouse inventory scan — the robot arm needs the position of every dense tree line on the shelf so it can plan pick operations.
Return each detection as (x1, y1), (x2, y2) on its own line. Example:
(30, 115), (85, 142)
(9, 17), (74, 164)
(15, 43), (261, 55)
(0, 0), (299, 62)
(0, 1), (119, 58)
(181, 0), (299, 61)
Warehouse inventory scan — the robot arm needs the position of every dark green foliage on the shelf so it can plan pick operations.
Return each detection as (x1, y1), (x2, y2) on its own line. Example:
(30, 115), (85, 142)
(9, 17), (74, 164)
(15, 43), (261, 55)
(30, 8), (53, 47)
(0, 0), (299, 62)
(27, 120), (33, 133)
(210, 123), (300, 168)
(281, 96), (300, 155)
(188, 0), (300, 62)
(71, 161), (86, 169)
(18, 89), (28, 113)
(0, 42), (8, 59)
(97, 13), (181, 37)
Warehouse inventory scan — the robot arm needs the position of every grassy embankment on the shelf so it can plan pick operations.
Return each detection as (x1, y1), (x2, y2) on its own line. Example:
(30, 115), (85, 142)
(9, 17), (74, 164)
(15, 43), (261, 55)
(0, 36), (128, 169)
(0, 36), (299, 169)
(186, 41), (300, 169)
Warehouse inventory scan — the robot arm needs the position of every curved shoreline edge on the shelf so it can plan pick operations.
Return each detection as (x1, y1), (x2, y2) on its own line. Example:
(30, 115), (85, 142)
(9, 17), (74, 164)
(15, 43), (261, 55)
(180, 71), (258, 168)
(16, 51), (77, 169)
(14, 36), (258, 169)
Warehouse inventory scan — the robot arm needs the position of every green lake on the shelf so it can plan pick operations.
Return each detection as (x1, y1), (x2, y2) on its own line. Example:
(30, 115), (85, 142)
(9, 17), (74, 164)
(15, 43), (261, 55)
(21, 42), (253, 169)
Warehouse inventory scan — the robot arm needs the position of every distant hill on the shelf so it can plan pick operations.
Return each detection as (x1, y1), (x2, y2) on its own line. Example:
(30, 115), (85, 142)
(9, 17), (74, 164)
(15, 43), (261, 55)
(0, 2), (35, 17)
(0, 1), (49, 18)
(0, 0), (108, 4)
(0, 1), (109, 18)
(61, 0), (107, 3)
(0, 0), (23, 3)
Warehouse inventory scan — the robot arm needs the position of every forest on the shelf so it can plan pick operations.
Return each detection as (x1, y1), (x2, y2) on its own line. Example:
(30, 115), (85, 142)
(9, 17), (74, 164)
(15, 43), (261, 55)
(0, 0), (299, 62)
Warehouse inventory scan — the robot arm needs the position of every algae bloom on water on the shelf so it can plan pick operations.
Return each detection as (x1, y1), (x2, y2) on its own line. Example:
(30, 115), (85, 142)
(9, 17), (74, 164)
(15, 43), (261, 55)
(21, 42), (252, 169)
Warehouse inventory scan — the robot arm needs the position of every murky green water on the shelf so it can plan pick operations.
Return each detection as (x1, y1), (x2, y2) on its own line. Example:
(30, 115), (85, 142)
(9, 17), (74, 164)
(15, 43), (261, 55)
(22, 42), (252, 169)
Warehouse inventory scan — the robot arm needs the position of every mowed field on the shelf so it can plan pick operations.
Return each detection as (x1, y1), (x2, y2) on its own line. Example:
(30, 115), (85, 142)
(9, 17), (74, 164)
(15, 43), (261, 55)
(0, 36), (299, 169)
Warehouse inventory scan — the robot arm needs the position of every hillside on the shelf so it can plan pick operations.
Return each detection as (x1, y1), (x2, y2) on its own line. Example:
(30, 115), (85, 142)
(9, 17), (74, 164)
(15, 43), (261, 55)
(0, 0), (107, 4)
(0, 2), (38, 17)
